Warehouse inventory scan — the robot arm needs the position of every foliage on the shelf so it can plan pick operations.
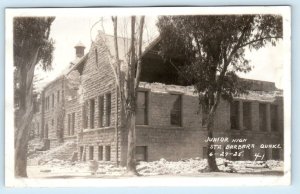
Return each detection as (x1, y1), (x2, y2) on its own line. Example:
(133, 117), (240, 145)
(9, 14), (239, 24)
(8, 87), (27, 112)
(14, 17), (55, 70)
(157, 15), (282, 104)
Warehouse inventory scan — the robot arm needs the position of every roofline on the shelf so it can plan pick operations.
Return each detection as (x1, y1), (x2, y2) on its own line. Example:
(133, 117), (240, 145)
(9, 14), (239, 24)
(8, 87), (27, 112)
(42, 75), (64, 91)
(65, 53), (89, 76)
(141, 36), (161, 57)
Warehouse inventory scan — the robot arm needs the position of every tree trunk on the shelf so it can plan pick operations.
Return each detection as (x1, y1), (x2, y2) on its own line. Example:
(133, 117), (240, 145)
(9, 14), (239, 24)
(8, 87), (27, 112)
(15, 48), (38, 177)
(206, 129), (219, 172)
(126, 110), (138, 175)
(15, 108), (33, 177)
(206, 104), (220, 172)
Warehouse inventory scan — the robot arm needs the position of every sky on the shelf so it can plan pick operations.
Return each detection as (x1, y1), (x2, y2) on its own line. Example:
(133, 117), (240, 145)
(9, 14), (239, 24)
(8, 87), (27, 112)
(34, 16), (284, 90)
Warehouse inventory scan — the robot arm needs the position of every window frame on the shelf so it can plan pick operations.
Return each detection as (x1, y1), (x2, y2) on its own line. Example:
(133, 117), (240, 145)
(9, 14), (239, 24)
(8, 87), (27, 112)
(98, 95), (104, 128)
(170, 93), (182, 127)
(89, 98), (95, 129)
(136, 91), (149, 125)
(106, 93), (111, 127)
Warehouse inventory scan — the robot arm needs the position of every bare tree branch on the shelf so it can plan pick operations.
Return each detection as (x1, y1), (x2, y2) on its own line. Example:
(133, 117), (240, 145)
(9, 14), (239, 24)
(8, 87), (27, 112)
(134, 16), (145, 89)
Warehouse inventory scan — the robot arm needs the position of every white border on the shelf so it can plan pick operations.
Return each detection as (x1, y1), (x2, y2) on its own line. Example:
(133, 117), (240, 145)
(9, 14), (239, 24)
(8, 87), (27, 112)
(5, 6), (291, 187)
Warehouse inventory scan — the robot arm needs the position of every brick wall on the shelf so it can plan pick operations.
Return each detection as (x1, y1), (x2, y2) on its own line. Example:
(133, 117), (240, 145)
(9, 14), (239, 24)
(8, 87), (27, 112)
(77, 33), (121, 163)
(119, 84), (284, 164)
(42, 76), (64, 140)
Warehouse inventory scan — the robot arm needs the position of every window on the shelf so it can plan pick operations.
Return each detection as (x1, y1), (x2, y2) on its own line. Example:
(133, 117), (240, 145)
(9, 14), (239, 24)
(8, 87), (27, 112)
(230, 101), (239, 130)
(90, 99), (95, 129)
(136, 91), (148, 125)
(202, 105), (208, 127)
(68, 114), (71, 136)
(271, 105), (278, 132)
(272, 149), (280, 160)
(243, 102), (252, 130)
(263, 148), (269, 160)
(89, 146), (94, 160)
(98, 146), (103, 161)
(57, 90), (60, 102)
(79, 146), (85, 161)
(47, 96), (49, 110)
(106, 93), (111, 126)
(52, 93), (55, 108)
(231, 149), (241, 161)
(170, 94), (182, 126)
(82, 102), (88, 129)
(45, 123), (49, 138)
(95, 48), (99, 66)
(259, 103), (267, 131)
(136, 146), (148, 162)
(203, 147), (208, 159)
(105, 146), (111, 161)
(45, 96), (48, 110)
(98, 96), (104, 127)
(72, 112), (75, 135)
(243, 149), (252, 160)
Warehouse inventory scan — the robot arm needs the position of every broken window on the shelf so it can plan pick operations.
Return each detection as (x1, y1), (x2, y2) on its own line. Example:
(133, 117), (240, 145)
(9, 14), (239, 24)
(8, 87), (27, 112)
(136, 91), (148, 125)
(243, 102), (252, 130)
(230, 101), (239, 130)
(98, 146), (103, 161)
(89, 146), (94, 160)
(106, 93), (111, 126)
(105, 146), (111, 161)
(90, 99), (95, 129)
(136, 146), (148, 162)
(170, 94), (182, 126)
(271, 104), (278, 132)
(259, 103), (267, 131)
(98, 96), (104, 127)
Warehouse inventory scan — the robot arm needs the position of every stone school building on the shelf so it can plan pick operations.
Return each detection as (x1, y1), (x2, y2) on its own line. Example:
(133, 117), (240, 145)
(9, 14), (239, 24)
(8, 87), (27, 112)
(31, 33), (284, 165)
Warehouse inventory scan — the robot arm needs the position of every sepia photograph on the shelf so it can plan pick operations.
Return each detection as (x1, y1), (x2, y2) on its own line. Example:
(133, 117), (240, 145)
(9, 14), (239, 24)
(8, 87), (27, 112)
(5, 7), (291, 187)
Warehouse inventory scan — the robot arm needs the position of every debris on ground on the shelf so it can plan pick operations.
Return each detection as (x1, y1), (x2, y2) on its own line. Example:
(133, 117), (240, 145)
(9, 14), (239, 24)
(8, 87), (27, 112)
(27, 150), (284, 178)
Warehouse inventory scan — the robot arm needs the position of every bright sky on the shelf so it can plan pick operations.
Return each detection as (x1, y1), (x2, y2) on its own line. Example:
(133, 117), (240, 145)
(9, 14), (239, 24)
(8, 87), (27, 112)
(34, 16), (284, 90)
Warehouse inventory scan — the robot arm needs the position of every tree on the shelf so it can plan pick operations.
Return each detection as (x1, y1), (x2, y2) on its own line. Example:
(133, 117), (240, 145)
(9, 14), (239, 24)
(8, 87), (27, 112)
(157, 15), (282, 171)
(110, 16), (145, 175)
(14, 17), (55, 177)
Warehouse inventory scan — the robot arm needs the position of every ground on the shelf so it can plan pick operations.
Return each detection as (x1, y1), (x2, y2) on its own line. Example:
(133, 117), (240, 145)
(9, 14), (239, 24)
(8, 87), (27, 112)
(26, 140), (284, 178)
(27, 158), (284, 178)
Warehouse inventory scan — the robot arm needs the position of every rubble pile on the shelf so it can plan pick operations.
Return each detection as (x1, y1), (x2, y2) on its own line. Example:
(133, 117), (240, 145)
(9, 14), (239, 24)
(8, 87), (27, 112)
(28, 156), (284, 178)
(136, 158), (284, 175)
(28, 141), (77, 165)
(137, 158), (207, 175)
